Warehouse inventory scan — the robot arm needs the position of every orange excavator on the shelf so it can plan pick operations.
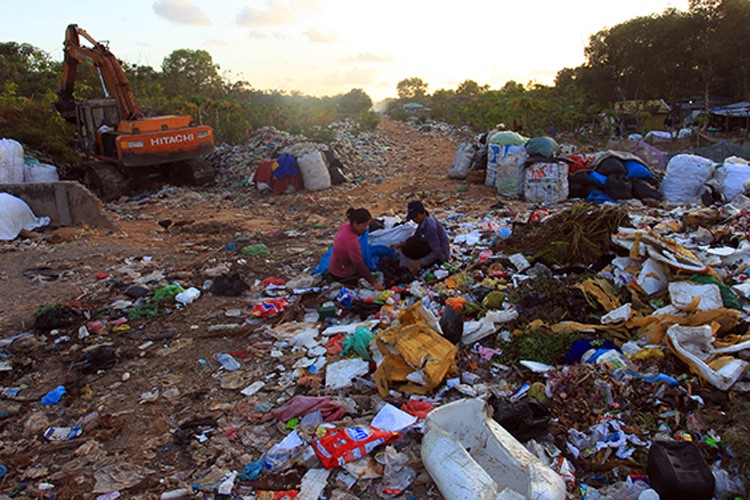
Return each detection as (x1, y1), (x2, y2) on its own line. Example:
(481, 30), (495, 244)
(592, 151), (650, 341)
(55, 24), (215, 199)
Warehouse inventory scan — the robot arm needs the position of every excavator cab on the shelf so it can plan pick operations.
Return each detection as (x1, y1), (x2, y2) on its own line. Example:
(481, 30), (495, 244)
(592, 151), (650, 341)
(73, 98), (121, 159)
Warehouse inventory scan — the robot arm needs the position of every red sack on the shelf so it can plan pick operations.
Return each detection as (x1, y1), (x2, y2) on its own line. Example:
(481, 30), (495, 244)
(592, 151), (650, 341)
(313, 426), (400, 469)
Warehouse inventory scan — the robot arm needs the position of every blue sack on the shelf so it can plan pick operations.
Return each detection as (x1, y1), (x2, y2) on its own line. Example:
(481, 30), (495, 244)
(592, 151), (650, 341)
(588, 171), (608, 188)
(586, 189), (617, 204)
(624, 160), (654, 180)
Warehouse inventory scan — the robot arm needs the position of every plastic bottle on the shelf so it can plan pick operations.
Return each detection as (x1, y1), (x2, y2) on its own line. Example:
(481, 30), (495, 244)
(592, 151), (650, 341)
(41, 385), (66, 405)
(215, 353), (241, 371)
(44, 426), (83, 441)
(160, 488), (194, 499)
(175, 287), (201, 305)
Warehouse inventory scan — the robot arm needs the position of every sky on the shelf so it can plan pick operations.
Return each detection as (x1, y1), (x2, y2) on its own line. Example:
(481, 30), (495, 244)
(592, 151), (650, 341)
(3, 0), (689, 103)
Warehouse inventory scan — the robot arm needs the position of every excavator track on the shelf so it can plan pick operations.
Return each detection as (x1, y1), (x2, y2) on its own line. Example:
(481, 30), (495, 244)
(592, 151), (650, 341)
(84, 161), (130, 202)
(180, 159), (216, 186)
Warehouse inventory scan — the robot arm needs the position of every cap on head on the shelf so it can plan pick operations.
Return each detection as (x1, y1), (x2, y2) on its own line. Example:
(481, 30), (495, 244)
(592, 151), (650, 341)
(407, 200), (425, 220)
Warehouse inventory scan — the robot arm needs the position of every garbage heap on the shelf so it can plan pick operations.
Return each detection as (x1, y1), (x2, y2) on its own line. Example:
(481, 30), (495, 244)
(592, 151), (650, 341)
(3, 202), (750, 499)
(206, 119), (394, 195)
(450, 131), (750, 209)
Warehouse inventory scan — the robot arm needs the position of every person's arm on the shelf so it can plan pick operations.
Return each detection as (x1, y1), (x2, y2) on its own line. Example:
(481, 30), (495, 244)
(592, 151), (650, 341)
(418, 218), (443, 267)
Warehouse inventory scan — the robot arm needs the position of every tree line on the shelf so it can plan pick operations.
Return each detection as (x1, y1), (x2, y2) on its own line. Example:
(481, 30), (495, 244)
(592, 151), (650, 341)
(386, 0), (750, 135)
(0, 42), (376, 163)
(2, 0), (749, 164)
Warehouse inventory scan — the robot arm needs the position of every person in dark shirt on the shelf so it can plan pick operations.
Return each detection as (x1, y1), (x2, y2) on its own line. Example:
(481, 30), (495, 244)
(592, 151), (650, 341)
(396, 200), (450, 273)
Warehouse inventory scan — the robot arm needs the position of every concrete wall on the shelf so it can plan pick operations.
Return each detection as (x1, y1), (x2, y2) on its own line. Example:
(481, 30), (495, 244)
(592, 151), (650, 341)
(0, 181), (116, 230)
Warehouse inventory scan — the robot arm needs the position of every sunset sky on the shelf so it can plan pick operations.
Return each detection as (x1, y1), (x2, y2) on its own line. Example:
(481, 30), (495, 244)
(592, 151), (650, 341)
(4, 0), (689, 103)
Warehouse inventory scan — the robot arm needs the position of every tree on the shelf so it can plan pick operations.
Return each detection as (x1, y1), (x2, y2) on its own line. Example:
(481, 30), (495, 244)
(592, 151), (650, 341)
(0, 42), (59, 99)
(161, 49), (222, 99)
(336, 88), (372, 115)
(396, 77), (428, 100)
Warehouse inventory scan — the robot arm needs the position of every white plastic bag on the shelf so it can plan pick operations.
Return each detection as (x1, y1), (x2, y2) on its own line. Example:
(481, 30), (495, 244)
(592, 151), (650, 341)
(448, 142), (475, 179)
(0, 192), (50, 240)
(23, 163), (60, 183)
(721, 161), (750, 202)
(368, 222), (417, 248)
(661, 154), (715, 204)
(0, 139), (24, 184)
(297, 150), (331, 191)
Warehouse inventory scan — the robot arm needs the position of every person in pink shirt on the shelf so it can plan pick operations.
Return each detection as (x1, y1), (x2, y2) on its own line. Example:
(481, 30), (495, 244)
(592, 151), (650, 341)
(328, 207), (384, 291)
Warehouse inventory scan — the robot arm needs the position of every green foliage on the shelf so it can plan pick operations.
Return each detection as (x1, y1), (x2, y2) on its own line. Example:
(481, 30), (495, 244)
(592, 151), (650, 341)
(336, 88), (372, 115)
(353, 109), (380, 134)
(0, 95), (80, 165)
(396, 77), (428, 100)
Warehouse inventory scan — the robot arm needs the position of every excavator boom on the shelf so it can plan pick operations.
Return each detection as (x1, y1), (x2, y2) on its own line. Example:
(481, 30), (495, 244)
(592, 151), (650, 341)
(58, 24), (142, 121)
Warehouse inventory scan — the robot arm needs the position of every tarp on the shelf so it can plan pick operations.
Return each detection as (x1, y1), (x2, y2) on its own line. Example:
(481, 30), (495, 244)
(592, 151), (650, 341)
(710, 101), (750, 118)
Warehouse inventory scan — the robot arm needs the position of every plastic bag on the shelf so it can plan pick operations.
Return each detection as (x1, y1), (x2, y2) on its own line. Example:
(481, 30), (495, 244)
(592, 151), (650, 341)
(0, 138), (24, 183)
(448, 142), (475, 179)
(661, 154), (715, 204)
(23, 163), (59, 183)
(297, 150), (331, 191)
(342, 327), (375, 360)
(0, 192), (51, 240)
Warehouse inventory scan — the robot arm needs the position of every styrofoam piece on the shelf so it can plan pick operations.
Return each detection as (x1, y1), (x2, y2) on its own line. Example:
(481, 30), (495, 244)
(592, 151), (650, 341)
(421, 398), (565, 500)
(601, 303), (633, 324)
(668, 282), (722, 311)
(666, 325), (748, 390)
(322, 320), (378, 337)
(636, 258), (669, 295)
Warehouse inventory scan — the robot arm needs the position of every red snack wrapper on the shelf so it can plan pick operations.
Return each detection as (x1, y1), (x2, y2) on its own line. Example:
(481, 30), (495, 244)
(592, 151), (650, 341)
(313, 426), (400, 469)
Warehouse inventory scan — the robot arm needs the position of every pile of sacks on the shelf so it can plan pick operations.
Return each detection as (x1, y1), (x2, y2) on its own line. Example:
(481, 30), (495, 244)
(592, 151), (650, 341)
(568, 151), (662, 204)
(449, 132), (664, 205)
(661, 153), (750, 206)
(0, 138), (60, 184)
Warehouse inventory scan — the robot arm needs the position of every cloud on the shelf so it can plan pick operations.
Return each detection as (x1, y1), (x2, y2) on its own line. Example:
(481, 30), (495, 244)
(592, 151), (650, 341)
(305, 29), (337, 43)
(343, 52), (395, 63)
(236, 0), (320, 27)
(153, 0), (210, 25)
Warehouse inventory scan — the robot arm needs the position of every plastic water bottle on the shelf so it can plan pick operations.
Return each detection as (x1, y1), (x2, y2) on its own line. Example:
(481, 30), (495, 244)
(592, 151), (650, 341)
(175, 287), (201, 305)
(41, 385), (66, 405)
(215, 353), (241, 371)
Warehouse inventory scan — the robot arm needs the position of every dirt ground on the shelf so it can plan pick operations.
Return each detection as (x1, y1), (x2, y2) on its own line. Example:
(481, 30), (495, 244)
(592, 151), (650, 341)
(0, 118), (504, 498)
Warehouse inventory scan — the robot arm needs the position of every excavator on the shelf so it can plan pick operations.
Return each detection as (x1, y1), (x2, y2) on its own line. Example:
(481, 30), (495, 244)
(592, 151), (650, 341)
(55, 24), (215, 200)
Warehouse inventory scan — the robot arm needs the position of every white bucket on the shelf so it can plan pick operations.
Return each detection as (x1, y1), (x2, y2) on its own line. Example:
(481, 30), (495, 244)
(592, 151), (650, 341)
(421, 398), (565, 500)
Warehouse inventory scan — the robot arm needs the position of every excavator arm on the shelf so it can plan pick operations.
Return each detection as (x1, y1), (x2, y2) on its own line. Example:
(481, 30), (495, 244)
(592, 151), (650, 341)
(57, 24), (142, 121)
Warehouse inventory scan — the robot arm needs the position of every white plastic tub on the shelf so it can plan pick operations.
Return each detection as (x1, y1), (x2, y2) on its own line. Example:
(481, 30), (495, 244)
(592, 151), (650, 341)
(421, 398), (565, 500)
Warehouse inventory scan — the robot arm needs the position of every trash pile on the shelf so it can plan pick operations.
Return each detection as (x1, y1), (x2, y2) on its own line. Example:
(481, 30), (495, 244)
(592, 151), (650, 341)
(207, 120), (395, 194)
(2, 117), (750, 499)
